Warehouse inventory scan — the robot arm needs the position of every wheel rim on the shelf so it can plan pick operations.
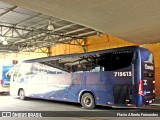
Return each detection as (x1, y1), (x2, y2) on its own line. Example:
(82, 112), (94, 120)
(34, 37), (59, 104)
(20, 90), (24, 98)
(84, 96), (92, 106)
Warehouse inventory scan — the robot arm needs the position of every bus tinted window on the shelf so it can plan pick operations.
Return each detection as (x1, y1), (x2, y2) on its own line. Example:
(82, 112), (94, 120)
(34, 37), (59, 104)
(111, 50), (133, 70)
(99, 50), (133, 71)
(19, 63), (32, 76)
(31, 62), (66, 74)
(38, 50), (133, 72)
(13, 65), (21, 77)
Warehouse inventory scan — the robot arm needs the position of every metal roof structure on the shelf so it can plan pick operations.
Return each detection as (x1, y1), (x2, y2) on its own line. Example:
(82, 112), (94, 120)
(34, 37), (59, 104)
(4, 0), (160, 45)
(0, 1), (100, 53)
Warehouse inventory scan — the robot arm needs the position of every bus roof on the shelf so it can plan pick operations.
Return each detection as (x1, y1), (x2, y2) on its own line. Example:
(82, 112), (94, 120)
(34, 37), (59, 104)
(23, 46), (140, 72)
(24, 46), (139, 63)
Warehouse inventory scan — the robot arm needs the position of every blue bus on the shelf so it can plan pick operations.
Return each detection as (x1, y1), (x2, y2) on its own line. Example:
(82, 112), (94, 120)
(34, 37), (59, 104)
(10, 46), (155, 109)
(0, 65), (14, 93)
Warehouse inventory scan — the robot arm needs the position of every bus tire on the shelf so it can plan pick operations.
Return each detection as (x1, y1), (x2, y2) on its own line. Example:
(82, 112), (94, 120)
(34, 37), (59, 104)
(19, 89), (26, 100)
(81, 93), (95, 109)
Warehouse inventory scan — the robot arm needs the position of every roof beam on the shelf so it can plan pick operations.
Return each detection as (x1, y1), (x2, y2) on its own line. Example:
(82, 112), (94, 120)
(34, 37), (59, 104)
(54, 23), (76, 32)
(64, 28), (88, 35)
(34, 19), (63, 30)
(78, 31), (97, 37)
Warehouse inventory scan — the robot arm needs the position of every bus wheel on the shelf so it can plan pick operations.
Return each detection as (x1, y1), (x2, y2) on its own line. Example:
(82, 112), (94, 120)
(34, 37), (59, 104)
(19, 89), (25, 100)
(81, 93), (95, 109)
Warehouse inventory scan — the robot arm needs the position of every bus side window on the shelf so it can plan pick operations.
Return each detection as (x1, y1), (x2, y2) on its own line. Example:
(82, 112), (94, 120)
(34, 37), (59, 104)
(98, 53), (112, 71)
(96, 51), (133, 71)
(12, 65), (21, 82)
(111, 50), (133, 70)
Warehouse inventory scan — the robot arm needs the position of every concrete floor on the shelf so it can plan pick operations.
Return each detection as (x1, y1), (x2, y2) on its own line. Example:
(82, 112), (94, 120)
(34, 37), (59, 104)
(0, 93), (160, 120)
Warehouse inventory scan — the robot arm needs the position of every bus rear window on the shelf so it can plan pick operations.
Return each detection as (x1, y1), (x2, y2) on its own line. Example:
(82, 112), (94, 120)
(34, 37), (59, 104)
(141, 50), (153, 63)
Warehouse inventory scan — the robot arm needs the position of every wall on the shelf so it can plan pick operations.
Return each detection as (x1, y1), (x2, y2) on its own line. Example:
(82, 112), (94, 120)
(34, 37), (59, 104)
(50, 34), (135, 55)
(49, 39), (85, 56)
(0, 48), (48, 64)
(87, 34), (135, 51)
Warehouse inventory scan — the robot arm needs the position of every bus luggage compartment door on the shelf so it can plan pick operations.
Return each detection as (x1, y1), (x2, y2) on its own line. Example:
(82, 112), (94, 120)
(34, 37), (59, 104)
(113, 84), (132, 104)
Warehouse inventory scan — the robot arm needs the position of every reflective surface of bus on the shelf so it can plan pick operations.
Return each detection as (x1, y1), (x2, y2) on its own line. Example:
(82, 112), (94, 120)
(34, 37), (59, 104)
(10, 46), (155, 109)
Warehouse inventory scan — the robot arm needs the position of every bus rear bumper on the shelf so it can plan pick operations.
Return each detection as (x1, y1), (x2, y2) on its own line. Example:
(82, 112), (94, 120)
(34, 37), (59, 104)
(0, 87), (9, 93)
(143, 95), (155, 105)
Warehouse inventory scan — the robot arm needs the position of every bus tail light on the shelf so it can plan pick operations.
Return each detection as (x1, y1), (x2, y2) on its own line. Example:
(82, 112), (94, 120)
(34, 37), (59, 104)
(127, 104), (134, 107)
(138, 80), (144, 96)
(153, 89), (156, 93)
(0, 80), (2, 86)
(149, 100), (152, 104)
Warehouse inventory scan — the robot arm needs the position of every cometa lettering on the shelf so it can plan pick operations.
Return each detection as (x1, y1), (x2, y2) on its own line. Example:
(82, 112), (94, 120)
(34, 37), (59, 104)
(145, 64), (154, 70)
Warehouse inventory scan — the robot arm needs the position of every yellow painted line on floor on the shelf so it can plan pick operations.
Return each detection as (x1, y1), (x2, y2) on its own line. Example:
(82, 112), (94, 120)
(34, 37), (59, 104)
(80, 117), (103, 120)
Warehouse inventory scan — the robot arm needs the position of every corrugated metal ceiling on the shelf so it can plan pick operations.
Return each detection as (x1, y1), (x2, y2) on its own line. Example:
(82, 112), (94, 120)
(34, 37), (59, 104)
(0, 1), (100, 53)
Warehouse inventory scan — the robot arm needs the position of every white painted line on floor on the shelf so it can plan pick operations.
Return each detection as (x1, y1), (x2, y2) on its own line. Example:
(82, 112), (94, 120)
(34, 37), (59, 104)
(151, 104), (160, 106)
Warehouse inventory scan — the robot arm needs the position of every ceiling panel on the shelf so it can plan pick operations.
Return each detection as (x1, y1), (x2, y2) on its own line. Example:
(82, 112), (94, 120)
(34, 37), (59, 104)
(0, 1), (14, 9)
(0, 11), (31, 24)
(14, 7), (38, 16)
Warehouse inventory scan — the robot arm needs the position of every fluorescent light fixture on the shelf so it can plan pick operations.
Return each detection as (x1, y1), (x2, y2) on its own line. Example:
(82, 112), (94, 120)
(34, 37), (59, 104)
(0, 36), (5, 41)
(2, 40), (8, 45)
(47, 20), (54, 31)
(47, 24), (54, 31)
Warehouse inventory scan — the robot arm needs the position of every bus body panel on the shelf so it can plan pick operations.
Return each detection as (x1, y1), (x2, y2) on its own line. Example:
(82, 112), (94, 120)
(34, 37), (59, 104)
(10, 46), (155, 108)
(10, 65), (133, 106)
(0, 65), (13, 93)
(139, 48), (155, 105)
